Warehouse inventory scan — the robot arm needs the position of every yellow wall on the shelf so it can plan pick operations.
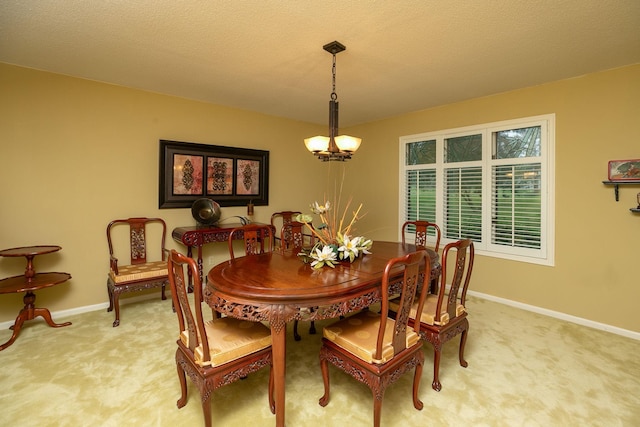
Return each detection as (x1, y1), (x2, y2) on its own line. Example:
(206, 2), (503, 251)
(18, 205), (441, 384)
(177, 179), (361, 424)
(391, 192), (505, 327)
(0, 63), (327, 321)
(1, 62), (639, 333)
(344, 64), (640, 333)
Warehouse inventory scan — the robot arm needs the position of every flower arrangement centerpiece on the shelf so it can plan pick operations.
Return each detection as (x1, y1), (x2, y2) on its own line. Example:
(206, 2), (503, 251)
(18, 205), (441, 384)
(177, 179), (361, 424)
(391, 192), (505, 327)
(295, 198), (372, 269)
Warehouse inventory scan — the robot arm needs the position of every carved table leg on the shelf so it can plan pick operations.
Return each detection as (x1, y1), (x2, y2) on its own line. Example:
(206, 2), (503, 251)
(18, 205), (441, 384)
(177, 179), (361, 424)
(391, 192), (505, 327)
(271, 317), (287, 427)
(0, 291), (72, 351)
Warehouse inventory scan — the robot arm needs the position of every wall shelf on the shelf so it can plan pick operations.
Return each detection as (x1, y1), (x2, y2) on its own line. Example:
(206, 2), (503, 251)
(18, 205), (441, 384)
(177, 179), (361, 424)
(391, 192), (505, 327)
(602, 180), (640, 201)
(603, 180), (640, 213)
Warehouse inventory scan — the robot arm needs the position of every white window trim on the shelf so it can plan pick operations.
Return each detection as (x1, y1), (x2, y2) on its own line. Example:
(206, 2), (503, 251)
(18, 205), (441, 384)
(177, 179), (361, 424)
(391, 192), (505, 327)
(399, 114), (555, 266)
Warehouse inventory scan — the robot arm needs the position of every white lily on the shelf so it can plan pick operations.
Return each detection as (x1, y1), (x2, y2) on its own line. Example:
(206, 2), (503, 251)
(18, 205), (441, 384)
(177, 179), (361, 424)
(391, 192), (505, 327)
(359, 238), (373, 255)
(311, 201), (331, 215)
(338, 234), (360, 262)
(310, 244), (337, 269)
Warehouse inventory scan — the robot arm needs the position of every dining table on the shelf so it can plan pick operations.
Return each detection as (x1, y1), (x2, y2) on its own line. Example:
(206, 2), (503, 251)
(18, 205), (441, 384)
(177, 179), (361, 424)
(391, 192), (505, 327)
(205, 240), (440, 426)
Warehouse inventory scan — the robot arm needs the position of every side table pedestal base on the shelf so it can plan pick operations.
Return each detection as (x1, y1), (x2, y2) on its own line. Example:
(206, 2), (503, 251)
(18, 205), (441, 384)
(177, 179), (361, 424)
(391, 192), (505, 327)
(0, 290), (72, 351)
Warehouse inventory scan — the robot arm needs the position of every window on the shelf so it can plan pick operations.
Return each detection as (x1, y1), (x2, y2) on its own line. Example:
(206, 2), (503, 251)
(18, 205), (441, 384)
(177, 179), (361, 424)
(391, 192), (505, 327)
(399, 114), (555, 265)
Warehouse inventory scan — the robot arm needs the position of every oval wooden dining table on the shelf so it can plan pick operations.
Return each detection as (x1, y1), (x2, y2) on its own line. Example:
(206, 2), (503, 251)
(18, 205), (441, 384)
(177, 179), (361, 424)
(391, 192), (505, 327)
(206, 241), (440, 427)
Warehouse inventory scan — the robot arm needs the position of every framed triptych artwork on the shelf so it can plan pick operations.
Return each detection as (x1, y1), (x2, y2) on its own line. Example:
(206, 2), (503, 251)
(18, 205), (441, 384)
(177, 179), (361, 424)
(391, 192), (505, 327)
(159, 140), (269, 208)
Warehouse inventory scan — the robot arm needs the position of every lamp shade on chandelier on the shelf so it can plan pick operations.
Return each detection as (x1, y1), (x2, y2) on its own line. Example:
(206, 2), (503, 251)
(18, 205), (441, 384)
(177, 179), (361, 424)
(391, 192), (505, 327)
(304, 41), (361, 162)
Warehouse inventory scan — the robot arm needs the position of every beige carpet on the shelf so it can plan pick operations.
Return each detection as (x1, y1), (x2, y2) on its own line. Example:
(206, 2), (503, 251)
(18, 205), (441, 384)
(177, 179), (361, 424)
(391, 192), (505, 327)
(1, 295), (639, 426)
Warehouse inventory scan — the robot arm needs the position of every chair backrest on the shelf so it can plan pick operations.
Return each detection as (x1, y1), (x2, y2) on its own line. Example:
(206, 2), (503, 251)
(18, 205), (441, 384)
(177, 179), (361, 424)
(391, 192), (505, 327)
(378, 250), (430, 359)
(106, 217), (167, 265)
(168, 250), (210, 363)
(271, 211), (301, 250)
(281, 221), (314, 254)
(228, 224), (275, 259)
(425, 239), (474, 322)
(401, 220), (441, 252)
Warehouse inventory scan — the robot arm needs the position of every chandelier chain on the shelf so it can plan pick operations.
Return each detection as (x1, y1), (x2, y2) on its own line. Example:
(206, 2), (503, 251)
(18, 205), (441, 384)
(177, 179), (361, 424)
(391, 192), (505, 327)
(331, 53), (337, 101)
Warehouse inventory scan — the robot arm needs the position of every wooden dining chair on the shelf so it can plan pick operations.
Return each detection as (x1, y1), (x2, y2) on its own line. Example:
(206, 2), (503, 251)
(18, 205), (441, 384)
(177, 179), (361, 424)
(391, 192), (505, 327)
(270, 210), (301, 251)
(318, 250), (430, 427)
(281, 221), (317, 341)
(106, 217), (169, 327)
(168, 250), (275, 427)
(401, 220), (441, 252)
(280, 220), (314, 255)
(227, 224), (275, 259)
(392, 238), (474, 391)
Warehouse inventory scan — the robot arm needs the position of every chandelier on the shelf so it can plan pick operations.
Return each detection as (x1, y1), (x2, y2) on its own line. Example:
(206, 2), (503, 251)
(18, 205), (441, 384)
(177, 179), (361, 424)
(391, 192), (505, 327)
(304, 41), (361, 162)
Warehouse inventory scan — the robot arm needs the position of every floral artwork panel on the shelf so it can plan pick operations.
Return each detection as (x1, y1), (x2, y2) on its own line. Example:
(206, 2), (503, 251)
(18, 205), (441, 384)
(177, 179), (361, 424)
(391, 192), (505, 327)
(172, 154), (204, 195)
(236, 159), (260, 195)
(207, 157), (233, 195)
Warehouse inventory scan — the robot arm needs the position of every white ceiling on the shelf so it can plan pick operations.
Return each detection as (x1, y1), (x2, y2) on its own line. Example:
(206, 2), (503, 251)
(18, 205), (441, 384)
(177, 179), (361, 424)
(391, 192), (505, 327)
(2, 1), (639, 127)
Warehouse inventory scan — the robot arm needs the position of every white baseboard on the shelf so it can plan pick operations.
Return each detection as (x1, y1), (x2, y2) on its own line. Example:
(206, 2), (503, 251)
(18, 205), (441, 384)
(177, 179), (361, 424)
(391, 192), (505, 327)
(468, 290), (640, 341)
(0, 293), (168, 329)
(2, 291), (638, 341)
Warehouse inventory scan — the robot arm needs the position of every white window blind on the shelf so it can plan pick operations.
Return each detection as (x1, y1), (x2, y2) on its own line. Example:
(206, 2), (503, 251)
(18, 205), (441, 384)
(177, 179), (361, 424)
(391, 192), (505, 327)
(444, 166), (482, 241)
(399, 114), (554, 266)
(405, 169), (437, 223)
(491, 163), (541, 250)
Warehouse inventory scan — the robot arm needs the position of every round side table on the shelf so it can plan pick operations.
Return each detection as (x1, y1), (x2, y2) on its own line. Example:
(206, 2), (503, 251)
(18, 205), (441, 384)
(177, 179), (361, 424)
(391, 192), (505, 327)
(0, 245), (72, 351)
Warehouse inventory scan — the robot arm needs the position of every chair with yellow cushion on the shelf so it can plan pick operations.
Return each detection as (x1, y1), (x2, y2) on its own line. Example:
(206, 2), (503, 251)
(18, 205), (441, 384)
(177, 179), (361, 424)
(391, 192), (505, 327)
(227, 224), (275, 259)
(391, 238), (474, 391)
(402, 220), (441, 294)
(280, 220), (318, 341)
(401, 220), (441, 252)
(168, 250), (274, 427)
(106, 217), (169, 327)
(280, 220), (315, 256)
(270, 210), (302, 251)
(318, 250), (430, 427)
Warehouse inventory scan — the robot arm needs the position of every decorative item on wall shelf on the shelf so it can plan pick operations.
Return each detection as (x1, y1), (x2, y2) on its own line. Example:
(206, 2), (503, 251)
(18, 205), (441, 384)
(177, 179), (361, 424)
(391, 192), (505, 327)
(607, 159), (640, 181)
(295, 198), (371, 269)
(304, 41), (361, 162)
(159, 140), (269, 208)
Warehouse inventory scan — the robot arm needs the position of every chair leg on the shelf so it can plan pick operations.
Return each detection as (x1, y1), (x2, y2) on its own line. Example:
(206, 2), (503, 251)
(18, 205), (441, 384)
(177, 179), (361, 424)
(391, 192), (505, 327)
(318, 354), (331, 407)
(268, 363), (275, 414)
(293, 320), (301, 341)
(372, 391), (383, 427)
(294, 320), (316, 340)
(161, 280), (167, 300)
(176, 351), (188, 409)
(412, 354), (424, 410)
(200, 392), (212, 427)
(432, 346), (442, 392)
(112, 292), (121, 327)
(459, 319), (469, 368)
(107, 282), (114, 312)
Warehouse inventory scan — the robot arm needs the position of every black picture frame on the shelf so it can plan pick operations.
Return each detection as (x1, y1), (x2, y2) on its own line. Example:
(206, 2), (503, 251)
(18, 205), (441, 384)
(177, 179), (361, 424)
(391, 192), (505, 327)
(159, 140), (269, 209)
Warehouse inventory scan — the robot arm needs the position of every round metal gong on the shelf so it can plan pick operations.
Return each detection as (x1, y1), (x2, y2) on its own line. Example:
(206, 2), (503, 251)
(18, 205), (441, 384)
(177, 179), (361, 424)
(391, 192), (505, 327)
(191, 198), (221, 226)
